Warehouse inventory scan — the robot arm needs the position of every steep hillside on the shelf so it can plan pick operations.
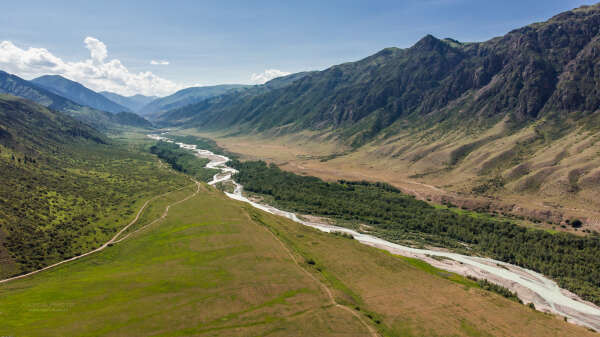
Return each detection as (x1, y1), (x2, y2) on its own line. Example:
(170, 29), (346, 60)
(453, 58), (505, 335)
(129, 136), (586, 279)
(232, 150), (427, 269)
(0, 95), (185, 277)
(0, 94), (106, 150)
(0, 71), (83, 112)
(139, 84), (250, 118)
(160, 4), (600, 145)
(32, 75), (130, 113)
(99, 91), (157, 112)
(0, 71), (151, 130)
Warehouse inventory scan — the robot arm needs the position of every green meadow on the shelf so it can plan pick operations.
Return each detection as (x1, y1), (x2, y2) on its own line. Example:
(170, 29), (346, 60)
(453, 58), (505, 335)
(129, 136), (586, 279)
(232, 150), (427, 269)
(0, 177), (594, 336)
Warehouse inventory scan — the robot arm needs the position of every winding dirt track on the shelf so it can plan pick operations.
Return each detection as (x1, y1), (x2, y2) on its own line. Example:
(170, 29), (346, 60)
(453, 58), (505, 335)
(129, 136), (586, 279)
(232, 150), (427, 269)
(112, 180), (201, 244)
(0, 180), (200, 285)
(256, 212), (380, 337)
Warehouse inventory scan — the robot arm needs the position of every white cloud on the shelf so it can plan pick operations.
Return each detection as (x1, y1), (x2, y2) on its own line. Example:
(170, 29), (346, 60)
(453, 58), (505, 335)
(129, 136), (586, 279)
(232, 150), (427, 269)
(250, 69), (290, 84)
(0, 37), (182, 96)
(150, 60), (169, 65)
(84, 37), (107, 63)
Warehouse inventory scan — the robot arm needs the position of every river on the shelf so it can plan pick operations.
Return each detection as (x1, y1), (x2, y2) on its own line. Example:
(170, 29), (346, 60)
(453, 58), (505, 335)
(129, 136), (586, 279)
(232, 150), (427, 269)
(149, 133), (600, 331)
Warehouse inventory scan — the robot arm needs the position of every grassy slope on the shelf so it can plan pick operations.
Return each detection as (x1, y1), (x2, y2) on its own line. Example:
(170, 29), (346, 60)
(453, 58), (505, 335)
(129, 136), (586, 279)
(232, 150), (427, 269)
(0, 122), (189, 278)
(0, 182), (593, 336)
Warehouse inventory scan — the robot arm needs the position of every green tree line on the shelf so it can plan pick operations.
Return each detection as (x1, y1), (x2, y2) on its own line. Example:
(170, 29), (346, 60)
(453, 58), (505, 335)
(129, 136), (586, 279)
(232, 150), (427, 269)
(150, 141), (218, 182)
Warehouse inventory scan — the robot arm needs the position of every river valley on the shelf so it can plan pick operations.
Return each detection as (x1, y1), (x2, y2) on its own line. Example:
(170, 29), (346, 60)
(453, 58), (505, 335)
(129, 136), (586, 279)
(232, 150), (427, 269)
(149, 133), (600, 332)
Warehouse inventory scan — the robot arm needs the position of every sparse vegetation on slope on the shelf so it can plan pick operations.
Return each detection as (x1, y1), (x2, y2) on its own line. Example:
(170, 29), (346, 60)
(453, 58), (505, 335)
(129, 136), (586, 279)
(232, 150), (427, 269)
(0, 96), (188, 277)
(155, 4), (600, 227)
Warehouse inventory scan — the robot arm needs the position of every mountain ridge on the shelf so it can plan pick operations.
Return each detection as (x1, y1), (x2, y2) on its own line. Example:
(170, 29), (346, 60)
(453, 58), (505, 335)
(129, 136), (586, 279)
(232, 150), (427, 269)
(139, 84), (251, 119)
(0, 71), (152, 130)
(0, 94), (107, 151)
(31, 75), (131, 113)
(99, 91), (158, 113)
(157, 4), (600, 146)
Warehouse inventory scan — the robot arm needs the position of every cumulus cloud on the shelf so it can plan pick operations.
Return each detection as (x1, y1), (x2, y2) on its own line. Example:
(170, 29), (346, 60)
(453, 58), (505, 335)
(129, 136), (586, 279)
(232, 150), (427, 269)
(0, 37), (182, 96)
(84, 37), (107, 63)
(250, 69), (290, 84)
(150, 60), (169, 65)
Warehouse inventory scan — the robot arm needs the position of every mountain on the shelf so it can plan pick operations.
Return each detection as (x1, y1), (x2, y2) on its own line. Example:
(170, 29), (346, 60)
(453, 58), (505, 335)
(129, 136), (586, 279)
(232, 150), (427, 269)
(31, 75), (130, 113)
(99, 91), (158, 112)
(112, 111), (153, 128)
(0, 71), (152, 130)
(0, 94), (106, 275)
(159, 5), (600, 145)
(0, 70), (85, 112)
(155, 71), (315, 125)
(157, 4), (600, 226)
(139, 84), (250, 119)
(0, 94), (106, 151)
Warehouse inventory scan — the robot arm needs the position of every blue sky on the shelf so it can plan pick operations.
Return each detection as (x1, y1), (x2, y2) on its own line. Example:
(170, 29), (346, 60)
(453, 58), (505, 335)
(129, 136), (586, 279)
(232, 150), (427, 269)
(0, 0), (596, 96)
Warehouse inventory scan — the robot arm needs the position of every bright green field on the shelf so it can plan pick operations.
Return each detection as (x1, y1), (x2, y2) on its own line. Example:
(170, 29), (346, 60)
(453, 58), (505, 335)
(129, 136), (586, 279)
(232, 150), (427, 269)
(0, 184), (370, 336)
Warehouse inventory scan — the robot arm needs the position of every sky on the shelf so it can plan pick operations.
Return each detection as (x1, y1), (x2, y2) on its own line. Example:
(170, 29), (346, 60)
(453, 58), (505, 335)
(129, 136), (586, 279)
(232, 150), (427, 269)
(0, 0), (596, 96)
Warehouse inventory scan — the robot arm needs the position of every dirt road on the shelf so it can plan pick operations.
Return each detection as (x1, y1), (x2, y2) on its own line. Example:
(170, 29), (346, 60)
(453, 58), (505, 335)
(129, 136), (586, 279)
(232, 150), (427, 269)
(0, 180), (200, 284)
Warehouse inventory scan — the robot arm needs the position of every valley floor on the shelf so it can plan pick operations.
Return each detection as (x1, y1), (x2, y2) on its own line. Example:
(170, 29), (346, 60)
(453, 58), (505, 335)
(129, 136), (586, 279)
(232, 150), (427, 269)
(0, 164), (594, 336)
(182, 129), (600, 235)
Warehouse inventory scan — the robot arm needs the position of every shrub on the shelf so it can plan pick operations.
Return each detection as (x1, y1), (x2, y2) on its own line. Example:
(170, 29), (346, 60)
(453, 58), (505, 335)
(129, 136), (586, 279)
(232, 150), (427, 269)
(570, 219), (583, 228)
(331, 231), (354, 239)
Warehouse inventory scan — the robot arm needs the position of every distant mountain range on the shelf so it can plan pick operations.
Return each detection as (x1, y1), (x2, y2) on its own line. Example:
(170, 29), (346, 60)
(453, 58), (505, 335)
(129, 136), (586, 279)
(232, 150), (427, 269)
(155, 71), (314, 124)
(0, 69), (263, 129)
(31, 75), (130, 113)
(99, 91), (158, 113)
(138, 84), (250, 119)
(0, 71), (85, 112)
(0, 71), (151, 130)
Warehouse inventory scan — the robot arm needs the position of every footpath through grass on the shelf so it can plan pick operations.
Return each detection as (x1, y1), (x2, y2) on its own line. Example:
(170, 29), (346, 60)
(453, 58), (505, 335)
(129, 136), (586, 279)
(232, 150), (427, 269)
(0, 137), (189, 279)
(0, 185), (370, 336)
